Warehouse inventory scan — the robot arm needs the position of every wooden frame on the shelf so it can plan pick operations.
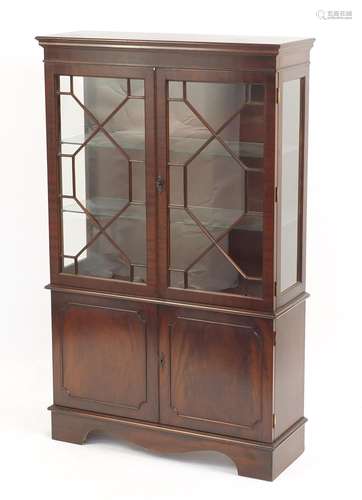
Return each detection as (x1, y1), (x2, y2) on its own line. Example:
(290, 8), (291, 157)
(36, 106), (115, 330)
(156, 68), (276, 312)
(37, 32), (314, 481)
(158, 306), (274, 442)
(51, 292), (159, 421)
(44, 62), (158, 297)
(276, 64), (309, 308)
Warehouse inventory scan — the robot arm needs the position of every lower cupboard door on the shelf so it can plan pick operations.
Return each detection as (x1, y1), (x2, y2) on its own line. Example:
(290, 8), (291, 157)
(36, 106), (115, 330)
(159, 306), (273, 441)
(51, 292), (159, 422)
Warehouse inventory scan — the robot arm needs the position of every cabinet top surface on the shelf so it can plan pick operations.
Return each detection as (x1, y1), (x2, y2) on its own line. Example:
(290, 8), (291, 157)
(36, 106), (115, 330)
(36, 31), (314, 52)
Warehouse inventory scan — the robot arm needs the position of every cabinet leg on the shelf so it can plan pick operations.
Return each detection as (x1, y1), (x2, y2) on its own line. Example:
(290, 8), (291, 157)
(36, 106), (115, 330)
(51, 409), (90, 445)
(48, 405), (306, 481)
(228, 451), (273, 481)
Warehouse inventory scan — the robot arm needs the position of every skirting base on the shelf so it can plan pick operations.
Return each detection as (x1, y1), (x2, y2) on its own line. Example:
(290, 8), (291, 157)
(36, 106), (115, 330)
(49, 405), (306, 481)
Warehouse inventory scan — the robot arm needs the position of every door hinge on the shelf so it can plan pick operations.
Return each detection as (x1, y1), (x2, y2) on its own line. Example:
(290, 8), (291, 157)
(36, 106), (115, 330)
(274, 281), (277, 296)
(273, 331), (276, 346)
(275, 186), (278, 203)
(272, 413), (276, 428)
(276, 87), (280, 104)
(156, 175), (165, 193)
(159, 352), (165, 369)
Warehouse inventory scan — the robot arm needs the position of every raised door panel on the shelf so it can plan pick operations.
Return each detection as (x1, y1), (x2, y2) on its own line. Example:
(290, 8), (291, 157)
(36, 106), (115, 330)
(159, 307), (273, 441)
(52, 292), (158, 421)
(45, 63), (157, 296)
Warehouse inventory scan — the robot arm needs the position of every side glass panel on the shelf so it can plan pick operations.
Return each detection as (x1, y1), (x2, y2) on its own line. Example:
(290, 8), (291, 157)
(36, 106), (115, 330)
(58, 76), (147, 283)
(280, 79), (302, 292)
(167, 81), (265, 298)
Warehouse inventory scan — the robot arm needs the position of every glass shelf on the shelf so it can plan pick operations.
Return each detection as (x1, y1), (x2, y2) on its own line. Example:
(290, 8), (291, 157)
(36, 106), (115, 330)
(60, 131), (263, 168)
(62, 197), (141, 218)
(62, 197), (263, 232)
(60, 130), (145, 160)
(170, 206), (262, 232)
(170, 139), (263, 158)
(169, 140), (264, 166)
(61, 130), (144, 149)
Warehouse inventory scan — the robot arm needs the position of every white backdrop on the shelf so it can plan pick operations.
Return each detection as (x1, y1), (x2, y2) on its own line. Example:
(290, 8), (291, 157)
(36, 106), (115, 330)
(0, 1), (361, 498)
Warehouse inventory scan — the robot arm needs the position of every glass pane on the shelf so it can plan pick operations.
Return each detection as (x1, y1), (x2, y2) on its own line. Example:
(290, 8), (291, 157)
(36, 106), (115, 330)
(76, 232), (131, 279)
(60, 94), (98, 153)
(170, 270), (185, 288)
(131, 162), (146, 203)
(62, 210), (88, 258)
(187, 139), (245, 220)
(63, 256), (76, 274)
(187, 239), (240, 292)
(168, 101), (210, 164)
(74, 76), (128, 122)
(60, 157), (73, 196)
(103, 99), (145, 161)
(102, 205), (147, 275)
(248, 84), (264, 104)
(168, 81), (183, 99)
(59, 75), (71, 93)
(187, 82), (247, 130)
(59, 75), (147, 283)
(75, 131), (129, 214)
(170, 208), (211, 271)
(280, 79), (302, 292)
(169, 166), (184, 206)
(168, 79), (264, 298)
(130, 79), (144, 97)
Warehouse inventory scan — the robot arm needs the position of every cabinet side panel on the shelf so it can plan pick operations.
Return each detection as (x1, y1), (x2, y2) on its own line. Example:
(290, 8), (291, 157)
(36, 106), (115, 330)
(274, 301), (305, 438)
(276, 64), (310, 308)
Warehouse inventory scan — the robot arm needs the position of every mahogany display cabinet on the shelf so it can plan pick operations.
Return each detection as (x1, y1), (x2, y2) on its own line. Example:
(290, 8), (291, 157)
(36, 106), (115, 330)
(36, 32), (314, 481)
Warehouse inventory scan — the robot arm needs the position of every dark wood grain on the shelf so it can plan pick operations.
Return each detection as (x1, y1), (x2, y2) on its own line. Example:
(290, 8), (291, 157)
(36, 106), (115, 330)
(50, 404), (306, 481)
(159, 306), (273, 442)
(36, 32), (314, 67)
(46, 283), (310, 320)
(51, 292), (159, 421)
(44, 63), (158, 297)
(229, 228), (263, 277)
(37, 33), (313, 481)
(273, 301), (305, 439)
(36, 33), (314, 74)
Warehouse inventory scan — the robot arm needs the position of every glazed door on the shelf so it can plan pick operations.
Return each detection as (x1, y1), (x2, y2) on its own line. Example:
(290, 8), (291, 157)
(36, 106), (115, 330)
(45, 63), (157, 295)
(52, 293), (159, 421)
(156, 69), (275, 311)
(159, 307), (273, 441)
